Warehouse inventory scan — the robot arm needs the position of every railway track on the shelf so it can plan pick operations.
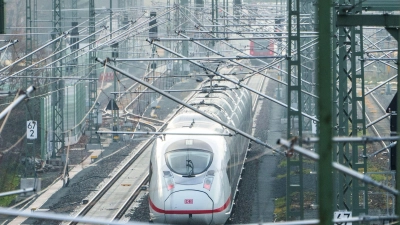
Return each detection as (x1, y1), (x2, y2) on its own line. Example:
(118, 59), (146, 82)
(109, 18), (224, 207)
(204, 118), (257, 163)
(112, 176), (150, 220)
(69, 126), (158, 225)
(364, 87), (391, 152)
(68, 74), (204, 224)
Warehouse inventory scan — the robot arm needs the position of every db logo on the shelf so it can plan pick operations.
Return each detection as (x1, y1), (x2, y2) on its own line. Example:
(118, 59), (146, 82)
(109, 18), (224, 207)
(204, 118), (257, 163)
(184, 199), (193, 204)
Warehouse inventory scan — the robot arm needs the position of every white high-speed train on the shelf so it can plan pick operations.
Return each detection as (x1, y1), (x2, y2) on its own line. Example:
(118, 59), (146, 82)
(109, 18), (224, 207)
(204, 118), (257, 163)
(149, 76), (253, 224)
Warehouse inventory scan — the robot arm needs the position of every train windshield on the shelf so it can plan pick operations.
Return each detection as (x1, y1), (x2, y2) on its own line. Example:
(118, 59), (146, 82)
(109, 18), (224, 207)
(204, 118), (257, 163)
(165, 150), (213, 176)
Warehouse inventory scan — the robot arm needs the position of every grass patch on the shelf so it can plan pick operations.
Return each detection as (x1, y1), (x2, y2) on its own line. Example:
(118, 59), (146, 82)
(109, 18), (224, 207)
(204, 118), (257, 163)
(276, 169), (314, 179)
(0, 174), (20, 206)
(368, 166), (390, 183)
(278, 159), (287, 168)
(274, 197), (286, 221)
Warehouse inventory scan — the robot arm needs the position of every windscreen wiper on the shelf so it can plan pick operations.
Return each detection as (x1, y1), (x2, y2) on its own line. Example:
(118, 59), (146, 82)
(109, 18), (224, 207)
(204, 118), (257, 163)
(183, 159), (195, 177)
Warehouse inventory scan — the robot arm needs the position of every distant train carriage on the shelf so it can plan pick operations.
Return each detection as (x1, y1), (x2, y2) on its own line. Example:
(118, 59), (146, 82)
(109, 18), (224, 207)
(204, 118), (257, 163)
(249, 38), (274, 66)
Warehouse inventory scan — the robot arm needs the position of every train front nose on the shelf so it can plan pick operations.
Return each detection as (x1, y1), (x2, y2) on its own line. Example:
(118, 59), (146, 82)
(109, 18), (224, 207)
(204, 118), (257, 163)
(164, 190), (214, 225)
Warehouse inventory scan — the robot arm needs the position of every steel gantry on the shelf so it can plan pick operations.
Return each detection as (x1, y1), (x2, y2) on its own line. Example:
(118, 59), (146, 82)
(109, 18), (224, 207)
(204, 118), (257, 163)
(299, 0), (316, 132)
(88, 0), (100, 144)
(25, 0), (32, 80)
(181, 0), (189, 75)
(332, 0), (368, 216)
(51, 0), (65, 157)
(173, 0), (181, 74)
(286, 0), (304, 220)
(72, 0), (77, 19)
(335, 0), (400, 218)
(24, 0), (37, 177)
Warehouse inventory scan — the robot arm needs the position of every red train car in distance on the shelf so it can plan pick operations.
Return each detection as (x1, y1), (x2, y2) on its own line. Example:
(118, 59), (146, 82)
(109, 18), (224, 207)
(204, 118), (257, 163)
(249, 39), (274, 57)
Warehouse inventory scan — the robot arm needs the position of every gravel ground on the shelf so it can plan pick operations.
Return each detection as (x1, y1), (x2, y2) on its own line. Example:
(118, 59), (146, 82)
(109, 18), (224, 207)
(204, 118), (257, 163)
(24, 141), (142, 225)
(229, 77), (286, 224)
(126, 193), (150, 222)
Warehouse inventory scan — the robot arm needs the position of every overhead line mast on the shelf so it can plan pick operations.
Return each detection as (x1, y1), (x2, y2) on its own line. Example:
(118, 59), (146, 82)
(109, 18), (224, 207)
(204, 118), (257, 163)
(88, 0), (100, 144)
(51, 0), (65, 158)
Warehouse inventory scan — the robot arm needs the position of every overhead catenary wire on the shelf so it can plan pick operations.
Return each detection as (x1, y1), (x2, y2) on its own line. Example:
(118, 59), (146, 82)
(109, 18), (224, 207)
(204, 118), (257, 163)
(147, 40), (319, 122)
(0, 17), (97, 74)
(96, 131), (235, 136)
(0, 27), (107, 82)
(0, 40), (18, 52)
(178, 7), (319, 86)
(96, 57), (284, 155)
(176, 32), (318, 99)
(0, 86), (36, 120)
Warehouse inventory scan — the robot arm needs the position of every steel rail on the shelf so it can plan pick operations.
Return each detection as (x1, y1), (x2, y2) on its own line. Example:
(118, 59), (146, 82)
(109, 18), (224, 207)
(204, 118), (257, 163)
(69, 124), (158, 225)
(112, 175), (149, 220)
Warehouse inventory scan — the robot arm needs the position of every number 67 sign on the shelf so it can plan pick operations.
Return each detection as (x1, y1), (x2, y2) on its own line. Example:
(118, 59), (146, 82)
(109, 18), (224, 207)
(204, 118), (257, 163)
(27, 120), (37, 140)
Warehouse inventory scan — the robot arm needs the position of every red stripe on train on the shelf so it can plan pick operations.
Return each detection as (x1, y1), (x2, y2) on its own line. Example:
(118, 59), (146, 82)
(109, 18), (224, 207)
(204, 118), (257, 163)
(149, 197), (231, 214)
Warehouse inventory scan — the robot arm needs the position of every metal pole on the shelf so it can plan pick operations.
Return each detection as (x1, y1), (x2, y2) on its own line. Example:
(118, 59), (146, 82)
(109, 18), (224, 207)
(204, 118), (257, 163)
(0, 40), (18, 51)
(0, 188), (35, 197)
(88, 0), (99, 144)
(395, 28), (400, 222)
(114, 56), (283, 61)
(317, 0), (333, 223)
(0, 86), (36, 120)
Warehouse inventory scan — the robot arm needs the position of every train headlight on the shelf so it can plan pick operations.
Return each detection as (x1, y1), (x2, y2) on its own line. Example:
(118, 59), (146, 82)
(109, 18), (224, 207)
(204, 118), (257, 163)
(163, 171), (175, 191)
(203, 170), (215, 191)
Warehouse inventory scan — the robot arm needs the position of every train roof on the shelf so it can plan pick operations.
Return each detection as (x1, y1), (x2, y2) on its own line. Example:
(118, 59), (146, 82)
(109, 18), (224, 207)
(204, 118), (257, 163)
(166, 77), (251, 133)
